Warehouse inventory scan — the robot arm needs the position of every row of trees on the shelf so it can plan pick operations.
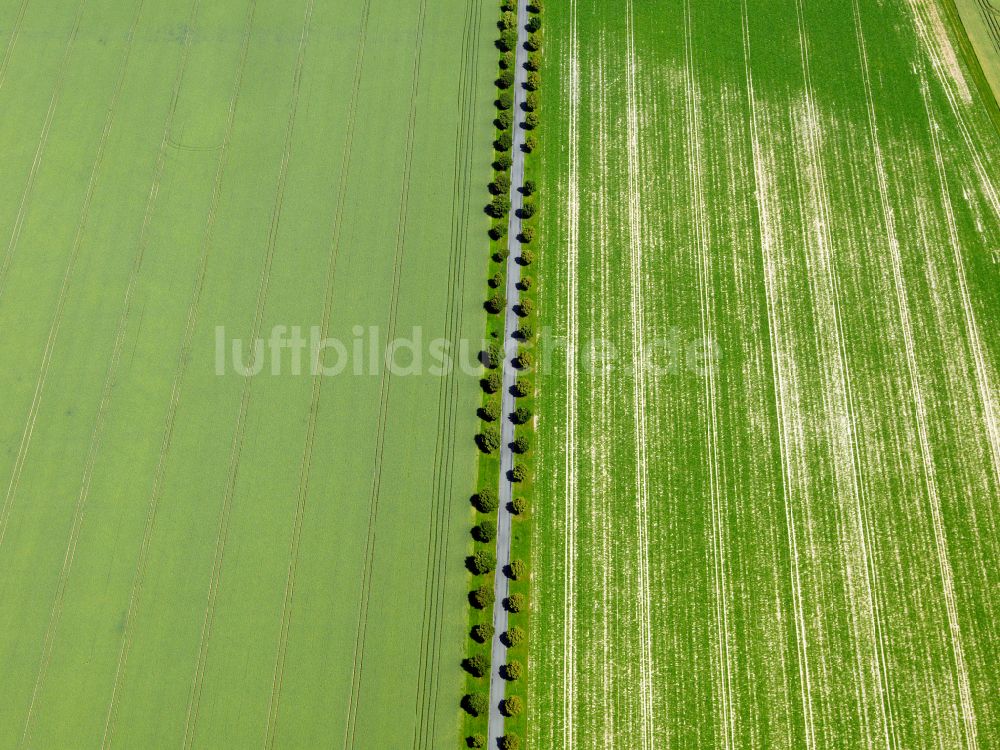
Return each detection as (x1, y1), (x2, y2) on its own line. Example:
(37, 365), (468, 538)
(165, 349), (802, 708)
(467, 0), (544, 747)
(464, 2), (530, 748)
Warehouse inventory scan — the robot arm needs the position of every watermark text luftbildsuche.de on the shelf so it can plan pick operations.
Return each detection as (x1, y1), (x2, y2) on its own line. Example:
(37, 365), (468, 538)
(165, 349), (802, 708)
(214, 325), (718, 379)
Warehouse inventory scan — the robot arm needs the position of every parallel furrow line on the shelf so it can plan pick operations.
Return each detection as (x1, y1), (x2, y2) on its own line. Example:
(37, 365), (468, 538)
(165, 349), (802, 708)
(793, 2), (897, 747)
(852, 3), (978, 747)
(0, 0), (139, 553)
(740, 2), (817, 746)
(342, 4), (429, 746)
(0, 0), (89, 303)
(16, 1), (165, 741)
(99, 1), (315, 743)
(919, 79), (999, 490)
(0, 0), (31, 90)
(173, 0), (322, 743)
(17, 1), (206, 732)
(412, 0), (482, 744)
(681, 2), (734, 746)
(562, 1), (579, 745)
(624, 2), (655, 747)
(253, 2), (369, 744)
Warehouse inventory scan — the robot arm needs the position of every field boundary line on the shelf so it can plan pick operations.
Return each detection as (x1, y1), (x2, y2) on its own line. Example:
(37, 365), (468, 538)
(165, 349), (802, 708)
(342, 3), (429, 746)
(623, 3), (656, 747)
(681, 2), (734, 746)
(254, 1), (372, 744)
(0, 0), (31, 91)
(0, 0), (89, 303)
(739, 2), (817, 745)
(852, 3), (978, 747)
(792, 2), (898, 747)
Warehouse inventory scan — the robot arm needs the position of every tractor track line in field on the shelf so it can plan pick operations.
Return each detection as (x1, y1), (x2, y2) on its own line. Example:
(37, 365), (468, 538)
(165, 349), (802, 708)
(852, 3), (978, 746)
(786, 105), (878, 747)
(168, 0), (318, 744)
(624, 2), (655, 746)
(908, 0), (973, 102)
(920, 79), (1000, 489)
(793, 2), (898, 746)
(681, 2), (734, 745)
(184, 0), (311, 748)
(0, 0), (91, 536)
(16, 0), (206, 734)
(0, 0), (88, 304)
(342, 4), (428, 747)
(561, 1), (580, 745)
(0, 0), (31, 91)
(594, 40), (616, 749)
(904, 0), (1000, 219)
(411, 1), (481, 745)
(413, 28), (469, 737)
(254, 1), (371, 745)
(13, 0), (172, 740)
(425, 38), (478, 732)
(99, 0), (315, 744)
(740, 2), (816, 745)
(0, 0), (135, 553)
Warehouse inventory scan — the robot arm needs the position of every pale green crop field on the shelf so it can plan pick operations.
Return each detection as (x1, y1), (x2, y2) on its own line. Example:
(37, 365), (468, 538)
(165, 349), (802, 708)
(529, 0), (999, 748)
(952, 0), (1000, 106)
(0, 0), (494, 747)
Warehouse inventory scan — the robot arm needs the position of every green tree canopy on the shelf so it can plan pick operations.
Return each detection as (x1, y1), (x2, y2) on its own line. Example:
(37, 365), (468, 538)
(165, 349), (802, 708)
(501, 696), (524, 717)
(463, 692), (489, 717)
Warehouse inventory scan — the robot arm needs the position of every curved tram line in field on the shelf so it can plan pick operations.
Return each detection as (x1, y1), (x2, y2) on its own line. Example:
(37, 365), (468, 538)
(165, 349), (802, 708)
(906, 0), (1000, 476)
(0, 0), (31, 91)
(853, 2), (979, 747)
(919, 79), (1000, 493)
(98, 1), (317, 744)
(253, 1), (372, 745)
(0, 0), (92, 545)
(0, 0), (89, 305)
(17, 0), (187, 741)
(341, 3), (430, 747)
(792, 1), (899, 747)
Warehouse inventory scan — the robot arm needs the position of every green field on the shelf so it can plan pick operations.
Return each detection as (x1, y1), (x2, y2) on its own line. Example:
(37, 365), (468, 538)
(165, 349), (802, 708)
(0, 1), (494, 746)
(529, 0), (999, 748)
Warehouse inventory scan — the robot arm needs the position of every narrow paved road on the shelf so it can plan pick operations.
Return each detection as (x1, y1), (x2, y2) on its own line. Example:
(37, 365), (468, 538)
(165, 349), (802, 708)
(487, 0), (530, 746)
